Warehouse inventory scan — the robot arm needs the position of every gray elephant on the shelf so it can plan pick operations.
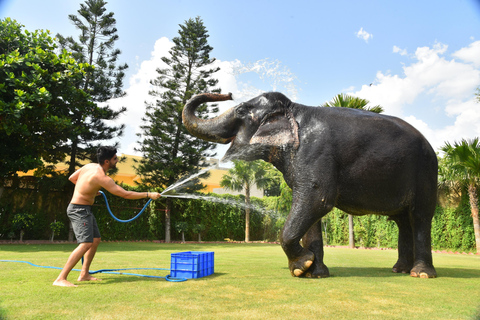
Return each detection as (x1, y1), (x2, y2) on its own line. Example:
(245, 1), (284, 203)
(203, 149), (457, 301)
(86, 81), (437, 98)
(183, 92), (437, 278)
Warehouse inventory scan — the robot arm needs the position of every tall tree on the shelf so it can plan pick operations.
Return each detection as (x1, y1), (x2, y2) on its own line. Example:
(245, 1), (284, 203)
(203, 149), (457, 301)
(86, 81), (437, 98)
(220, 160), (279, 242)
(322, 93), (384, 248)
(0, 18), (92, 179)
(441, 138), (480, 253)
(136, 17), (220, 242)
(56, 0), (127, 175)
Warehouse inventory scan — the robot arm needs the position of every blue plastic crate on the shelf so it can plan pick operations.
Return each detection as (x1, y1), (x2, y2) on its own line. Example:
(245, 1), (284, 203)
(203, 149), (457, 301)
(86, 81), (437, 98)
(170, 251), (214, 279)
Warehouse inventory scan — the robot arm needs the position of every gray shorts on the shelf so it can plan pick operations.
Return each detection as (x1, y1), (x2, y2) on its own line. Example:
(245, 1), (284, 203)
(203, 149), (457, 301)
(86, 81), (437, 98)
(67, 204), (101, 243)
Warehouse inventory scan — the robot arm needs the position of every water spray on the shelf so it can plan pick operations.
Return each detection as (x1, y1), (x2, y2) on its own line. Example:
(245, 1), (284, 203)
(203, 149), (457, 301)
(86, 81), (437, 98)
(98, 166), (216, 222)
(161, 166), (214, 196)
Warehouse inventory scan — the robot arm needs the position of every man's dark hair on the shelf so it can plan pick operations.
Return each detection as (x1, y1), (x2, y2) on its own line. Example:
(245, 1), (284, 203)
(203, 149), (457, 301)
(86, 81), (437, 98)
(97, 146), (117, 165)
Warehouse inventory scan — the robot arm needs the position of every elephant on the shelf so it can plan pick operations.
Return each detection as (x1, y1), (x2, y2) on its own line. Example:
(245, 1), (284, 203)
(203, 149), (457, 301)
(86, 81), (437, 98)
(183, 92), (438, 278)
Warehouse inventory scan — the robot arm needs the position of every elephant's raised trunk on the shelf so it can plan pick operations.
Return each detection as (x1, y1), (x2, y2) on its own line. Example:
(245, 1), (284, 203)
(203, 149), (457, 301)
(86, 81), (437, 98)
(182, 93), (236, 143)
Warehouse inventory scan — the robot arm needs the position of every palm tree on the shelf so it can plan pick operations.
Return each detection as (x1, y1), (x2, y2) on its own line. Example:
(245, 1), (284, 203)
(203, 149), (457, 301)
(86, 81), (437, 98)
(322, 93), (384, 113)
(322, 93), (384, 248)
(220, 160), (278, 242)
(441, 138), (480, 252)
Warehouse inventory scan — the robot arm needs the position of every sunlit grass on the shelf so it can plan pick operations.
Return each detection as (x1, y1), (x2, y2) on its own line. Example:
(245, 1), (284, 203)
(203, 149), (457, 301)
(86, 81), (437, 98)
(1, 242), (479, 319)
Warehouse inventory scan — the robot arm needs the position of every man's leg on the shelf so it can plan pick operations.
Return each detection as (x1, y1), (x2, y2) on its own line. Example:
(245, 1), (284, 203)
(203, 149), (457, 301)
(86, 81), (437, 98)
(53, 242), (93, 287)
(78, 237), (102, 281)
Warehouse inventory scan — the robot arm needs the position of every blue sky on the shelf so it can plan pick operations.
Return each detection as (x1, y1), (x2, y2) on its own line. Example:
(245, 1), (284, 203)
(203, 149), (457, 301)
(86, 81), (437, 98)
(2, 0), (480, 159)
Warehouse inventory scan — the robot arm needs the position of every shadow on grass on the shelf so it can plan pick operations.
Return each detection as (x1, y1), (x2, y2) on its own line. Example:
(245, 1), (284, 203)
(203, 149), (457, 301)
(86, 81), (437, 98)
(292, 267), (480, 279)
(434, 267), (480, 279)
(316, 267), (402, 278)
(472, 306), (480, 320)
(0, 304), (7, 320)
(88, 272), (226, 284)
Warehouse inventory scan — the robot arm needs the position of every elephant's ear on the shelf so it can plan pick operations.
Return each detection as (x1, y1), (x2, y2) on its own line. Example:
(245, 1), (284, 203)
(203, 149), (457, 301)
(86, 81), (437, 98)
(249, 111), (299, 149)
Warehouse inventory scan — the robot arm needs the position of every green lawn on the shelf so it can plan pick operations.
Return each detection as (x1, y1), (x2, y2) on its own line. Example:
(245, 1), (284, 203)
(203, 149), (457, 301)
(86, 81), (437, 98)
(1, 242), (479, 319)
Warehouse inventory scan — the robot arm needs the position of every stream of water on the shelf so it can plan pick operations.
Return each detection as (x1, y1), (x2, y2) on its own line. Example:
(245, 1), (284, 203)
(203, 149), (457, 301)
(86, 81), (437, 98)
(161, 166), (214, 196)
(159, 167), (282, 219)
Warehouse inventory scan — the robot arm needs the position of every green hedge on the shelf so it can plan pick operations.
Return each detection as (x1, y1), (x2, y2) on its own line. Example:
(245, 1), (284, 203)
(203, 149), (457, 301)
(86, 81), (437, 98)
(0, 183), (477, 252)
(0, 186), (71, 241)
(431, 204), (476, 251)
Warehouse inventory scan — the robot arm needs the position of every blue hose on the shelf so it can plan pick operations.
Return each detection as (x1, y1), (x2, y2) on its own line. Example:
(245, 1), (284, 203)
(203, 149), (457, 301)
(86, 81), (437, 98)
(0, 260), (187, 282)
(99, 190), (152, 223)
(0, 195), (188, 282)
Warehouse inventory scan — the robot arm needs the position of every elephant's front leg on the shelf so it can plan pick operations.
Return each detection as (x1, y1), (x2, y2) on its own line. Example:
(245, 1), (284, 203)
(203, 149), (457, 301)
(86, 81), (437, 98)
(302, 220), (330, 278)
(280, 194), (331, 277)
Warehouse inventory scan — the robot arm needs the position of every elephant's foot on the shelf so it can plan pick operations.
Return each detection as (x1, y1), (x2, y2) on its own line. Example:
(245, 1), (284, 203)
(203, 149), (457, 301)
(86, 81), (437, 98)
(303, 262), (329, 278)
(410, 262), (437, 278)
(392, 260), (413, 274)
(288, 250), (314, 277)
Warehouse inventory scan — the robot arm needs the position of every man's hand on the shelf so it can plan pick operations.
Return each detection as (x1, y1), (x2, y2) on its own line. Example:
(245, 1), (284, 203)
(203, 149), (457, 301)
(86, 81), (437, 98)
(148, 192), (161, 200)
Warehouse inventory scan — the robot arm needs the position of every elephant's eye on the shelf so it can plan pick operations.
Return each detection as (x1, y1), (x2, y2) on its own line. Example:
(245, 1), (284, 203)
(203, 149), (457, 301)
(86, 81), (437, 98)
(261, 112), (284, 125)
(235, 103), (252, 116)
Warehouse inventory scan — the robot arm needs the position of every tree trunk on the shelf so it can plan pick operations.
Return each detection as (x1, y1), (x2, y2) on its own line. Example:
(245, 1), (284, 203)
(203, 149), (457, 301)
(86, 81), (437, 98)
(198, 233), (202, 242)
(68, 140), (78, 176)
(349, 214), (355, 248)
(65, 183), (75, 242)
(165, 208), (171, 243)
(181, 231), (185, 243)
(165, 199), (171, 243)
(245, 185), (250, 243)
(322, 219), (328, 245)
(20, 229), (24, 242)
(468, 184), (480, 253)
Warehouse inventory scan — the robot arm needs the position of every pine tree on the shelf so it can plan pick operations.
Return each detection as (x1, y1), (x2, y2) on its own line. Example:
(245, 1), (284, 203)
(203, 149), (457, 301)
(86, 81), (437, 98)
(136, 17), (220, 242)
(56, 0), (127, 175)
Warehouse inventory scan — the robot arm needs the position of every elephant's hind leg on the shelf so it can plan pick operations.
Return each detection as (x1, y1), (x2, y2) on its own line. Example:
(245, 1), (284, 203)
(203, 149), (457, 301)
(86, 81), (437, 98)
(410, 216), (437, 278)
(410, 196), (437, 278)
(391, 211), (414, 274)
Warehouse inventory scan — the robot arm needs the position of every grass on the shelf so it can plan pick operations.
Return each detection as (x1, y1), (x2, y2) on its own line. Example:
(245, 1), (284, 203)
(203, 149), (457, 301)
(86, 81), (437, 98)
(1, 242), (479, 319)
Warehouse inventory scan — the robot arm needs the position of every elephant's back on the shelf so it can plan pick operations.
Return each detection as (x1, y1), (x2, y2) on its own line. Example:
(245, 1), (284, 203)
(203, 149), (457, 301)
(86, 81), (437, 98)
(297, 105), (434, 157)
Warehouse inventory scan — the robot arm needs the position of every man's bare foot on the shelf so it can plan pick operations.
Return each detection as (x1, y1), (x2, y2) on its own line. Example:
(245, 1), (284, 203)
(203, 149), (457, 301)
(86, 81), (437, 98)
(53, 279), (78, 287)
(77, 275), (102, 282)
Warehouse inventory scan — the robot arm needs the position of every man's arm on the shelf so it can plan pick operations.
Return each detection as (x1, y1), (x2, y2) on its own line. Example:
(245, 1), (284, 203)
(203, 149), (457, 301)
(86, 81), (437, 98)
(100, 176), (161, 200)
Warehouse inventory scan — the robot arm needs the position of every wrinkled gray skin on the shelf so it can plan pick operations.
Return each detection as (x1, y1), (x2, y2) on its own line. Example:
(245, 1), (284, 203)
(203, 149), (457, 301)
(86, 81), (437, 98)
(183, 92), (437, 278)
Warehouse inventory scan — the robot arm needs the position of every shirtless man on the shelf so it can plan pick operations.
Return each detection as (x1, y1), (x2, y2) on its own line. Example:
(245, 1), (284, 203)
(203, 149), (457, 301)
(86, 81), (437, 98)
(53, 146), (161, 287)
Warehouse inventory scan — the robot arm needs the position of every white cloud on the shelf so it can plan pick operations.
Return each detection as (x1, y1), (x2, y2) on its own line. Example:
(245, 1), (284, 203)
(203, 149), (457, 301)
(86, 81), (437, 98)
(356, 27), (373, 43)
(393, 45), (408, 56)
(418, 97), (480, 152)
(108, 38), (299, 157)
(107, 37), (174, 155)
(452, 40), (480, 67)
(351, 40), (480, 152)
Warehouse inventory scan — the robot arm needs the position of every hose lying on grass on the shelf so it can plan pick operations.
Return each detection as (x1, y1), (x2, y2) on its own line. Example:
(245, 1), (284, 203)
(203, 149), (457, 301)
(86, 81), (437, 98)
(0, 260), (187, 282)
